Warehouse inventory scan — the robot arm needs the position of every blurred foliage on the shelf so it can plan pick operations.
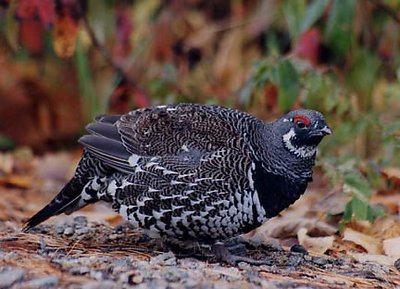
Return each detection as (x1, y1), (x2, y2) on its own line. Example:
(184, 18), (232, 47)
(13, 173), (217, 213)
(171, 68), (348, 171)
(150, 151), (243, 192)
(1, 0), (400, 224)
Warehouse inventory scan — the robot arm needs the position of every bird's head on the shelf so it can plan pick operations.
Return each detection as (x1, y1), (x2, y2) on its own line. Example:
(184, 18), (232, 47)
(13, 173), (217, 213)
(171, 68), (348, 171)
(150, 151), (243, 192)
(274, 109), (331, 159)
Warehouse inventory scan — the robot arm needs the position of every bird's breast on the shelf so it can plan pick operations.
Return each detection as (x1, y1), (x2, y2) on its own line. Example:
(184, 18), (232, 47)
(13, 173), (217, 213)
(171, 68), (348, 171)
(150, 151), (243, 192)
(251, 161), (309, 218)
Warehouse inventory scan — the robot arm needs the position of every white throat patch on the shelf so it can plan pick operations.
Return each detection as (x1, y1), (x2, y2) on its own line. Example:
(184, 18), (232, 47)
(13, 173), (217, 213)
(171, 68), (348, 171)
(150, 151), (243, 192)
(282, 128), (316, 159)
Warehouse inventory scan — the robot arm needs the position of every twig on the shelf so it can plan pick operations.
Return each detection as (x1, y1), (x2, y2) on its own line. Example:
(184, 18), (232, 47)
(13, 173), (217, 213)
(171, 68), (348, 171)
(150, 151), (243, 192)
(369, 0), (400, 25)
(81, 13), (148, 97)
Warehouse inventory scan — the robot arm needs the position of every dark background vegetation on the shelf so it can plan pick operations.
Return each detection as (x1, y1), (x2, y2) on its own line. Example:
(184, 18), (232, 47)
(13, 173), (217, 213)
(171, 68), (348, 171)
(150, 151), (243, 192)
(0, 0), (400, 229)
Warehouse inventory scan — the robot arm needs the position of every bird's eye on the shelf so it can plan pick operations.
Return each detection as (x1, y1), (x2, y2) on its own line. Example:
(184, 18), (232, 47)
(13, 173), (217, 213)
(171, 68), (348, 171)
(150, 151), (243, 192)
(296, 120), (306, 129)
(293, 115), (311, 129)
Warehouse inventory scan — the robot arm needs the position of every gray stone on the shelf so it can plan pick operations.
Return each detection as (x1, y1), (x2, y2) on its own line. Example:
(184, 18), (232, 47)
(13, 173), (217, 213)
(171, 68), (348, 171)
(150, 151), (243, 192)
(20, 276), (59, 289)
(82, 280), (116, 289)
(63, 227), (74, 236)
(0, 266), (25, 289)
(150, 252), (177, 266)
(73, 216), (88, 228)
(312, 257), (328, 266)
(395, 258), (400, 271)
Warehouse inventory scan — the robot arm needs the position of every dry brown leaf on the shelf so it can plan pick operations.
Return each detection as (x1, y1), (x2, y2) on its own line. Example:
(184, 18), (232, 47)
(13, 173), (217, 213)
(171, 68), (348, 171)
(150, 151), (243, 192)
(371, 194), (399, 214)
(0, 153), (14, 174)
(297, 228), (334, 254)
(0, 175), (33, 189)
(349, 252), (397, 266)
(213, 29), (243, 92)
(343, 228), (382, 254)
(369, 217), (400, 239)
(34, 152), (75, 182)
(53, 15), (79, 58)
(383, 237), (400, 258)
(381, 167), (400, 186)
(245, 217), (336, 243)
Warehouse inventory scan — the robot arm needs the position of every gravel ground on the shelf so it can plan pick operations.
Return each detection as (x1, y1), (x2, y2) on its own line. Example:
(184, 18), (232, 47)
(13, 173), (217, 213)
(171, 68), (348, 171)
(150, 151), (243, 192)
(1, 215), (399, 289)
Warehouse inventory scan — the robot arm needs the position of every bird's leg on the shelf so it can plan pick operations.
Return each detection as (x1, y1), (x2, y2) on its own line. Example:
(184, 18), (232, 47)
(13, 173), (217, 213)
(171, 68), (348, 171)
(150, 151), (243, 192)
(212, 241), (273, 266)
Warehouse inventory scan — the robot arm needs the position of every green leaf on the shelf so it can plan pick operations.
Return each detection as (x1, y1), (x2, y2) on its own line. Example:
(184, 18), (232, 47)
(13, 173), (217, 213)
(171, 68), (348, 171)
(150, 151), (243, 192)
(270, 60), (300, 112)
(344, 172), (372, 199)
(283, 0), (306, 40)
(383, 120), (400, 139)
(346, 48), (381, 101)
(253, 60), (271, 87)
(350, 197), (368, 221)
(300, 0), (330, 33)
(342, 201), (353, 221)
(238, 78), (255, 107)
(324, 0), (354, 57)
(366, 205), (385, 222)
(75, 37), (99, 121)
(0, 135), (14, 150)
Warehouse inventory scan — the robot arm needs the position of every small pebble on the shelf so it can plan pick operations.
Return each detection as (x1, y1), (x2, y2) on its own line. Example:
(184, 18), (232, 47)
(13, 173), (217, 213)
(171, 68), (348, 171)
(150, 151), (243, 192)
(286, 255), (303, 267)
(75, 228), (89, 235)
(70, 266), (90, 275)
(55, 224), (65, 235)
(131, 274), (143, 284)
(63, 227), (74, 236)
(82, 280), (116, 289)
(73, 216), (88, 228)
(290, 244), (308, 255)
(312, 257), (328, 266)
(183, 279), (199, 288)
(394, 258), (400, 271)
(150, 252), (177, 266)
(20, 276), (59, 289)
(0, 267), (25, 289)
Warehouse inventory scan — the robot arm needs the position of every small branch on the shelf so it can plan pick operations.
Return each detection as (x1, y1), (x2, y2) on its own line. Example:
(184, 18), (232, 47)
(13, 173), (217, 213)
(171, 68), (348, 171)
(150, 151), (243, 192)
(81, 13), (147, 96)
(370, 0), (400, 25)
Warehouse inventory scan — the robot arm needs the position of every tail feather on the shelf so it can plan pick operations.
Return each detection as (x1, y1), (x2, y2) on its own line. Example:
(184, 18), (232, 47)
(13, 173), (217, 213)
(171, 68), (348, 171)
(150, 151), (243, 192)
(22, 179), (87, 232)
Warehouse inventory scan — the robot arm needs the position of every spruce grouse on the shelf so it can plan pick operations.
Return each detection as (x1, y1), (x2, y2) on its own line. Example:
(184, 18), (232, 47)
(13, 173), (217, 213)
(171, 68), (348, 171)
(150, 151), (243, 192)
(23, 104), (331, 243)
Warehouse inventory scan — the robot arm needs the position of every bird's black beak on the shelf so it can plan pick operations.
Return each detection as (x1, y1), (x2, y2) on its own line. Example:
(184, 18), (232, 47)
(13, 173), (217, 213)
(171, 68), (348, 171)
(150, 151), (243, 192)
(305, 125), (332, 146)
(318, 125), (332, 136)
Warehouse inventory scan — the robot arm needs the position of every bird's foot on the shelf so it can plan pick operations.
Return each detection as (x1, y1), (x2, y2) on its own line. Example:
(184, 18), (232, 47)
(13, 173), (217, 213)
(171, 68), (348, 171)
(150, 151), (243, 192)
(212, 242), (273, 266)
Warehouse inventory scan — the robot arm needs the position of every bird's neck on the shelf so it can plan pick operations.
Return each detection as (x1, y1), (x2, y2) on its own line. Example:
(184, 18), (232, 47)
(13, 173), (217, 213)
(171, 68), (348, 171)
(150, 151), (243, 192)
(254, 124), (316, 181)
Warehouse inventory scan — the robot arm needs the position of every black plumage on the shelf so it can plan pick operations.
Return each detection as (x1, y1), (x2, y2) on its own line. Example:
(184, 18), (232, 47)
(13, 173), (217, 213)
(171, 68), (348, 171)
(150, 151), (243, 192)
(23, 103), (331, 242)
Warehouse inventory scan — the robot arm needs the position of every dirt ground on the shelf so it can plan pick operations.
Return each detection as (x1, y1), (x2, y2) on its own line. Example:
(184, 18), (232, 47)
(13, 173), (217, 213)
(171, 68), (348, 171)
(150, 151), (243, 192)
(0, 152), (399, 289)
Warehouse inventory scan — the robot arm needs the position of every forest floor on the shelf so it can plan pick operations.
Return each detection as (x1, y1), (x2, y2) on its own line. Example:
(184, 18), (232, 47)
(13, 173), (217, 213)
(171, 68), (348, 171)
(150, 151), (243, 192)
(0, 151), (399, 289)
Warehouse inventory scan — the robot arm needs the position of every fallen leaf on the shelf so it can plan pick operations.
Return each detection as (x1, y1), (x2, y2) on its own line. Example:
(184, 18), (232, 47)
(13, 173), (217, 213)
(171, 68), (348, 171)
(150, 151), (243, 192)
(245, 217), (336, 241)
(34, 152), (75, 182)
(297, 227), (334, 254)
(0, 153), (14, 174)
(381, 167), (400, 187)
(383, 237), (400, 258)
(0, 175), (33, 189)
(349, 252), (397, 266)
(343, 228), (382, 254)
(53, 15), (79, 58)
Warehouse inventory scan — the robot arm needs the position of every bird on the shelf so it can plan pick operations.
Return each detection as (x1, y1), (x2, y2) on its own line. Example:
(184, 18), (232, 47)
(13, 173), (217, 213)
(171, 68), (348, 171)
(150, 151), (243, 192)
(23, 103), (331, 261)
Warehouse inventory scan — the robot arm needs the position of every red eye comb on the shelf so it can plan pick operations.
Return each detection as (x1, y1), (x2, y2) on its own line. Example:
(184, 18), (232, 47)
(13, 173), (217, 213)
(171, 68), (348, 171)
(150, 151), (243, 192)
(293, 115), (311, 126)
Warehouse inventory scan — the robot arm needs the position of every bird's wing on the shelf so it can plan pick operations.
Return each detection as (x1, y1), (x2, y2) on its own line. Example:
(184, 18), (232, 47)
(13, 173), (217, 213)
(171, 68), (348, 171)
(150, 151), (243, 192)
(115, 103), (254, 156)
(79, 104), (256, 172)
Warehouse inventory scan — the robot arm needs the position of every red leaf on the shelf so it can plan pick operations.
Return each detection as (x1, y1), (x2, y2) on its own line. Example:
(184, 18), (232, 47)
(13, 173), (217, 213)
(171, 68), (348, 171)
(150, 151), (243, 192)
(19, 19), (44, 56)
(109, 80), (150, 114)
(114, 6), (133, 59)
(294, 28), (321, 66)
(133, 88), (150, 109)
(36, 0), (55, 27)
(264, 83), (278, 112)
(16, 0), (55, 28)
